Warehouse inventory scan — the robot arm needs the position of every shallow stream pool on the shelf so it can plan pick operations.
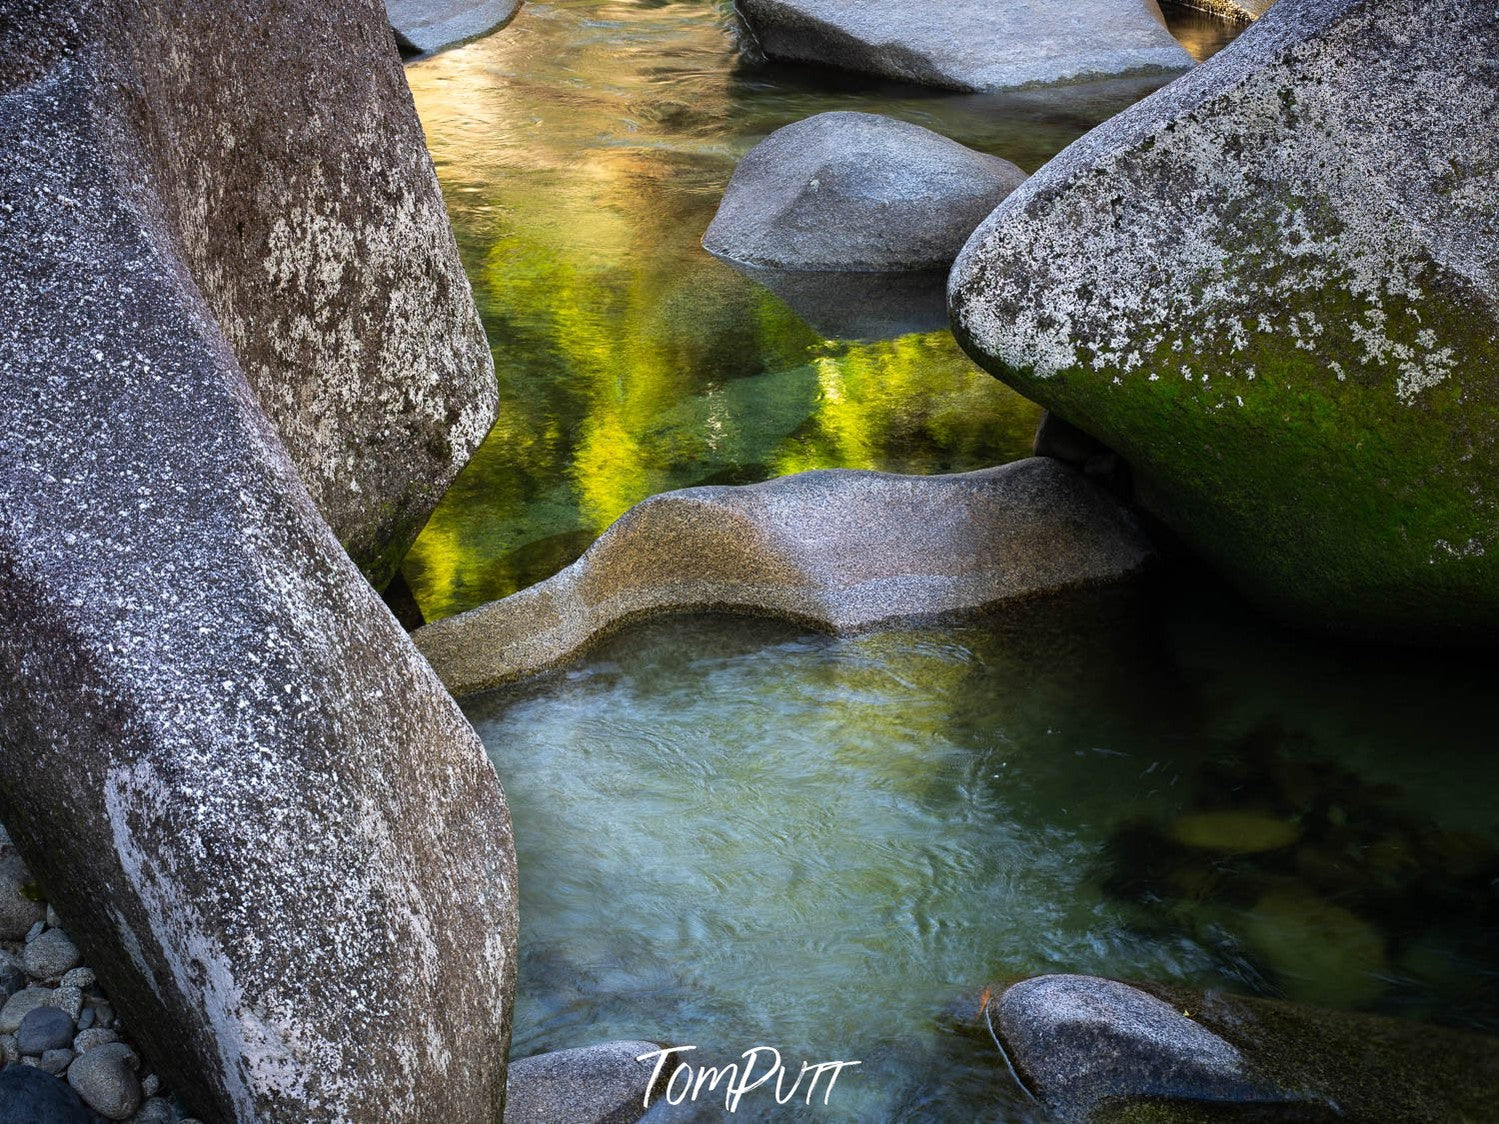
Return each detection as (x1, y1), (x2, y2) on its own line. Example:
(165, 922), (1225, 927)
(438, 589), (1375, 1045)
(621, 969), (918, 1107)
(407, 5), (1499, 1119)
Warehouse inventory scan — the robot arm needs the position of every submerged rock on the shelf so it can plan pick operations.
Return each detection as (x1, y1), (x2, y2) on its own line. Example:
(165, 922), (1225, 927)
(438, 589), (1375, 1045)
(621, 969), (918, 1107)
(704, 112), (1027, 272)
(736, 0), (1194, 92)
(0, 0), (518, 1120)
(950, 0), (1499, 642)
(993, 975), (1499, 1121)
(1175, 0), (1274, 21)
(414, 457), (1155, 694)
(505, 1041), (663, 1124)
(385, 0), (521, 56)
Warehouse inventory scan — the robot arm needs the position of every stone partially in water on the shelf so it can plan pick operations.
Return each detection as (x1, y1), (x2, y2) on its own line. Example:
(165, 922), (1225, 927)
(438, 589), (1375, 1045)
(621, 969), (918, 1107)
(704, 112), (1027, 272)
(736, 0), (1194, 92)
(1169, 811), (1301, 854)
(505, 1041), (663, 1124)
(385, 0), (521, 55)
(994, 975), (1278, 1116)
(992, 974), (1499, 1121)
(414, 457), (1155, 694)
(950, 0), (1499, 642)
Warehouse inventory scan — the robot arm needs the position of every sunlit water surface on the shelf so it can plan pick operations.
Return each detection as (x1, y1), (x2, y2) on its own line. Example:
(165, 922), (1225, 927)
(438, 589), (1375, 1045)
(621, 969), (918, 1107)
(402, 1), (1236, 619)
(467, 583), (1499, 1120)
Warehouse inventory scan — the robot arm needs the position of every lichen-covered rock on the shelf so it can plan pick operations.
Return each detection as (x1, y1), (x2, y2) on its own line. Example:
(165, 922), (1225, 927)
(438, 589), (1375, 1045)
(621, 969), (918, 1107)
(704, 112), (1027, 272)
(386, 0), (521, 55)
(0, 1), (518, 1121)
(951, 0), (1499, 641)
(0, 0), (497, 587)
(735, 0), (1194, 92)
(414, 457), (1155, 694)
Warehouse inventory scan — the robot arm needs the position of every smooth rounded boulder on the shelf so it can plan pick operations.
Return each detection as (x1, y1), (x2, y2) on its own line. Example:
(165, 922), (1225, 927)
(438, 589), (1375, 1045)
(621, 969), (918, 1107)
(704, 112), (1027, 272)
(951, 0), (1499, 642)
(735, 0), (1194, 92)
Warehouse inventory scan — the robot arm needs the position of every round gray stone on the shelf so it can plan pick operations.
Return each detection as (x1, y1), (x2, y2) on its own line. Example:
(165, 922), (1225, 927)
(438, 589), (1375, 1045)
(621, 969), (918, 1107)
(17, 1006), (75, 1055)
(66, 1041), (142, 1121)
(704, 111), (1027, 272)
(506, 1041), (665, 1124)
(23, 930), (81, 980)
(72, 1029), (118, 1054)
(0, 989), (54, 1035)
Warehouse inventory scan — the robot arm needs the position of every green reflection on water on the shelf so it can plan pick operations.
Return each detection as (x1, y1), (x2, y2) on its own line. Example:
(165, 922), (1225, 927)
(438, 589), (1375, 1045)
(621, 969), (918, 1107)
(399, 0), (1233, 619)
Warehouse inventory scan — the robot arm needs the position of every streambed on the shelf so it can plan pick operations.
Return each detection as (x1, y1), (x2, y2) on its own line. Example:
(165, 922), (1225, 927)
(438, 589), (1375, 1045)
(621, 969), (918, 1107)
(404, 4), (1499, 1119)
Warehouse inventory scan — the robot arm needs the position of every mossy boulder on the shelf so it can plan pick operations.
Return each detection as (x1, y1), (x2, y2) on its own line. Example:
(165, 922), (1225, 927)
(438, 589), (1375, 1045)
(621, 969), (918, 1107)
(950, 0), (1499, 642)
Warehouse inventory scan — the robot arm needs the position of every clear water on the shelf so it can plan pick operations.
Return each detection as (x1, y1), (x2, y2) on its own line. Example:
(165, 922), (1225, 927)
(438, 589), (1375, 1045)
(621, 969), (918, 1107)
(402, 4), (1499, 1118)
(466, 581), (1499, 1120)
(400, 1), (1234, 620)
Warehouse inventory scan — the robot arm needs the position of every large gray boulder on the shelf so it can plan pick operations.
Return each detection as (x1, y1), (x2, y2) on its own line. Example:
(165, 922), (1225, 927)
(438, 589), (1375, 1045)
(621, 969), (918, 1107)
(386, 0), (521, 56)
(0, 0), (517, 1120)
(704, 112), (1027, 272)
(735, 0), (1194, 92)
(414, 457), (1154, 694)
(951, 0), (1499, 642)
(2, 0), (498, 588)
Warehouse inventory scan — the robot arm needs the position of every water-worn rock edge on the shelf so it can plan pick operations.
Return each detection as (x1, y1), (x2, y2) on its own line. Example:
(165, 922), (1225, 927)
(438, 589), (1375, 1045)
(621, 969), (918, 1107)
(414, 458), (1155, 695)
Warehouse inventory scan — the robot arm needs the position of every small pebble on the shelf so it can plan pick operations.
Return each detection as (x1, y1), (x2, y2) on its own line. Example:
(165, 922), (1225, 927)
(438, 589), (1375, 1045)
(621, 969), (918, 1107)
(48, 984), (84, 1021)
(24, 920), (46, 943)
(0, 1032), (18, 1065)
(130, 1096), (174, 1123)
(17, 1004), (75, 1054)
(94, 1003), (114, 1029)
(39, 1046), (74, 1074)
(67, 1041), (142, 1120)
(0, 961), (26, 999)
(24, 927), (83, 979)
(61, 967), (95, 990)
(140, 1073), (159, 1097)
(77, 1007), (96, 1031)
(74, 1028), (119, 1053)
(46, 904), (61, 929)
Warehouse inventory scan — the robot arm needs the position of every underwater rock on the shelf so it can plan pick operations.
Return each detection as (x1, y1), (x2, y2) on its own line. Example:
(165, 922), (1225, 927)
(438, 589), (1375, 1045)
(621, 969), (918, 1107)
(704, 112), (1026, 272)
(950, 0), (1499, 642)
(735, 0), (1194, 92)
(414, 457), (1155, 694)
(505, 1041), (663, 1124)
(992, 974), (1499, 1120)
(1242, 887), (1387, 1007)
(1169, 811), (1300, 854)
(385, 0), (521, 55)
(0, 0), (518, 1119)
(724, 264), (950, 341)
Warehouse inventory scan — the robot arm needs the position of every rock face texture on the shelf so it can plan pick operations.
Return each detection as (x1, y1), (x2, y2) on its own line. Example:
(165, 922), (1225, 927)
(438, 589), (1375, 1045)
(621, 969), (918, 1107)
(993, 975), (1499, 1121)
(386, 0), (522, 56)
(951, 0), (1499, 642)
(704, 112), (1027, 272)
(2, 0), (498, 588)
(414, 458), (1154, 694)
(735, 0), (1194, 92)
(0, 1), (517, 1121)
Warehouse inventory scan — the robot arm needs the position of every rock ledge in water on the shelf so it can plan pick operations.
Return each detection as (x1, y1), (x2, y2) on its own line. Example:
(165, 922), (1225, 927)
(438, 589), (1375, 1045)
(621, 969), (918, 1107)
(704, 112), (1027, 272)
(386, 0), (521, 55)
(414, 458), (1154, 694)
(505, 1041), (662, 1124)
(736, 0), (1194, 92)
